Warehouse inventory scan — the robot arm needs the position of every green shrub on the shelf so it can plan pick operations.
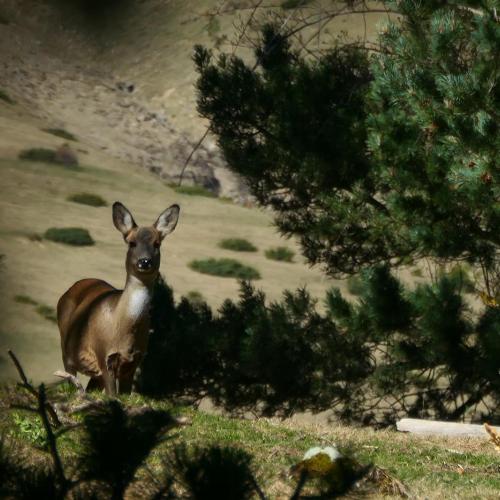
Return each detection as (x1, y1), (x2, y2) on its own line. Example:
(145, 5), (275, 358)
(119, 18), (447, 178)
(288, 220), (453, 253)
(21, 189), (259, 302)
(14, 295), (38, 306)
(36, 305), (57, 323)
(44, 227), (95, 246)
(12, 413), (47, 448)
(19, 146), (79, 167)
(18, 148), (56, 163)
(0, 89), (14, 104)
(264, 246), (294, 262)
(42, 128), (77, 141)
(411, 268), (424, 278)
(189, 258), (260, 280)
(441, 264), (475, 294)
(172, 185), (216, 197)
(281, 0), (311, 8)
(67, 193), (107, 207)
(219, 238), (257, 252)
(346, 275), (363, 296)
(185, 290), (206, 306)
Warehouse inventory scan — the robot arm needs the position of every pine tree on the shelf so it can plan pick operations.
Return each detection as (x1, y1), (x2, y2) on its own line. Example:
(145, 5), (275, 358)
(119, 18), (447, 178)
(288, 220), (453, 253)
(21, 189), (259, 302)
(191, 1), (500, 421)
(194, 1), (499, 287)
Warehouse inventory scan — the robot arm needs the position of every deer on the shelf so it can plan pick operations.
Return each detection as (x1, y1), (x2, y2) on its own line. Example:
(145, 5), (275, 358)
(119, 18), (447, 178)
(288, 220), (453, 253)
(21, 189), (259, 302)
(57, 201), (180, 395)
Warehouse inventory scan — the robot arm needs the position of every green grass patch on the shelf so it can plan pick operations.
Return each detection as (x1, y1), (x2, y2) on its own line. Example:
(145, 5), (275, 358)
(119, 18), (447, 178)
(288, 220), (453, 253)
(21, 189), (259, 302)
(0, 389), (498, 498)
(265, 246), (295, 262)
(18, 147), (57, 163)
(0, 88), (14, 104)
(189, 258), (261, 280)
(67, 192), (107, 207)
(171, 184), (216, 198)
(346, 275), (363, 296)
(14, 295), (38, 306)
(18, 147), (79, 168)
(185, 290), (206, 306)
(42, 128), (78, 141)
(44, 227), (95, 246)
(218, 238), (257, 252)
(36, 304), (57, 323)
(281, 0), (312, 9)
(12, 413), (47, 448)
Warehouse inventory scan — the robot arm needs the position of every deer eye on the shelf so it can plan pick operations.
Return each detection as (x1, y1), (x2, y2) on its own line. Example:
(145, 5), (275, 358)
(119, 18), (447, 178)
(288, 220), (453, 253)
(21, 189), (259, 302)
(154, 241), (160, 249)
(129, 241), (137, 248)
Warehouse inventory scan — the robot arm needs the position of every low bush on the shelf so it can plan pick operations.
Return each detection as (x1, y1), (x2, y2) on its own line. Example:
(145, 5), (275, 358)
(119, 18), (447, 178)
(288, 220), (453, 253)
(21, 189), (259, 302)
(172, 185), (216, 197)
(67, 193), (107, 207)
(265, 246), (294, 262)
(18, 148), (56, 163)
(44, 227), (95, 246)
(411, 268), (424, 278)
(281, 0), (311, 8)
(0, 89), (14, 104)
(218, 238), (257, 252)
(36, 305), (57, 323)
(189, 258), (261, 280)
(185, 290), (206, 306)
(14, 295), (38, 306)
(346, 275), (363, 296)
(42, 128), (77, 141)
(19, 145), (79, 167)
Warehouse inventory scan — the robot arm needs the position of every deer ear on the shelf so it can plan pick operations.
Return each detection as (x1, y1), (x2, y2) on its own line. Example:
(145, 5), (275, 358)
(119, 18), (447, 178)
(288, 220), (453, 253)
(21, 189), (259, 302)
(154, 204), (180, 240)
(112, 202), (137, 238)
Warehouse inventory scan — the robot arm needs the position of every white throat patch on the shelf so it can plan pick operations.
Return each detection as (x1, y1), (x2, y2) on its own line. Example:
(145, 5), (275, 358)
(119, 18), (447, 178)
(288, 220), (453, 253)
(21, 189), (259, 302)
(128, 286), (151, 320)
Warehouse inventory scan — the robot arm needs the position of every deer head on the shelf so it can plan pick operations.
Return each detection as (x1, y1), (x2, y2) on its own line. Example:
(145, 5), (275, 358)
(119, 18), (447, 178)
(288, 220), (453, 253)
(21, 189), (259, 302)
(112, 202), (180, 285)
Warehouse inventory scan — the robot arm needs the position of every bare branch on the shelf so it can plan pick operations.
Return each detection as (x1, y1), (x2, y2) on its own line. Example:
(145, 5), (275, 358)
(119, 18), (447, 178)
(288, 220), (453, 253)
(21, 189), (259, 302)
(38, 384), (68, 490)
(53, 370), (85, 395)
(8, 349), (63, 428)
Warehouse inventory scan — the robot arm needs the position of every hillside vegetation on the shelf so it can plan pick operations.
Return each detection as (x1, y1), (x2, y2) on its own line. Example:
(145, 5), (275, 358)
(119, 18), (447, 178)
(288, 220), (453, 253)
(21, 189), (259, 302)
(0, 108), (334, 382)
(1, 386), (498, 499)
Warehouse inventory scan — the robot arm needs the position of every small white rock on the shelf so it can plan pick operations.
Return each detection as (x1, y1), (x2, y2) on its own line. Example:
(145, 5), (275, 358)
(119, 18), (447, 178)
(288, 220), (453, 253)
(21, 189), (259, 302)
(303, 446), (342, 462)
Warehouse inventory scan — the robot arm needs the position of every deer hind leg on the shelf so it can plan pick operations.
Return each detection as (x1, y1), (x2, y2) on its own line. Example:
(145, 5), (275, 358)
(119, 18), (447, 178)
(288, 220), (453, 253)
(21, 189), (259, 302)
(62, 356), (77, 376)
(86, 376), (104, 393)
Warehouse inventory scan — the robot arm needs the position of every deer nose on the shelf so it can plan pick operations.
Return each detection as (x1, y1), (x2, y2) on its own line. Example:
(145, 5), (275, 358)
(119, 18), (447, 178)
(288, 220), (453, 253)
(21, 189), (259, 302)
(137, 258), (153, 270)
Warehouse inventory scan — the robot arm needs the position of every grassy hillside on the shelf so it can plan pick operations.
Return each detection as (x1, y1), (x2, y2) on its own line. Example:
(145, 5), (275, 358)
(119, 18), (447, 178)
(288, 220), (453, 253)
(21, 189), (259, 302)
(0, 105), (336, 382)
(1, 388), (498, 499)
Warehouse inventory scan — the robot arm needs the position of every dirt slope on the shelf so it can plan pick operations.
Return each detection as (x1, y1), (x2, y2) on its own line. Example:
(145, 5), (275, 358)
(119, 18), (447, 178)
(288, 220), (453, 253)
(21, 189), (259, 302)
(0, 1), (388, 382)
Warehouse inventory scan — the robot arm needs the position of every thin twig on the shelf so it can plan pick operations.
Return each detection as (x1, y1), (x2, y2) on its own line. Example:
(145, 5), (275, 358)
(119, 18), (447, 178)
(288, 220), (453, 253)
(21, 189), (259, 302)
(53, 370), (85, 395)
(38, 384), (68, 491)
(8, 349), (62, 428)
(290, 470), (308, 500)
(177, 127), (211, 186)
(8, 349), (37, 397)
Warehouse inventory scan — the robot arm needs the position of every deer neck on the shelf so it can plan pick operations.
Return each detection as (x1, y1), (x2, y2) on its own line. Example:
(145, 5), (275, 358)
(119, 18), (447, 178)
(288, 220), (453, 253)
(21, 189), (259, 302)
(118, 275), (154, 322)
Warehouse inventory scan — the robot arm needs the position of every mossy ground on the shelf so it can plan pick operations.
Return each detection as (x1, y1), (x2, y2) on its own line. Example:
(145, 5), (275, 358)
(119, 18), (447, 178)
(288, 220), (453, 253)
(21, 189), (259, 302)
(0, 387), (498, 499)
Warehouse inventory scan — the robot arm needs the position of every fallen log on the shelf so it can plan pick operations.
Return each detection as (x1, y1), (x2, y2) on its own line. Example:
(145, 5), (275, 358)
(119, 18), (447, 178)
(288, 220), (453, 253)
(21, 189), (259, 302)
(396, 418), (487, 437)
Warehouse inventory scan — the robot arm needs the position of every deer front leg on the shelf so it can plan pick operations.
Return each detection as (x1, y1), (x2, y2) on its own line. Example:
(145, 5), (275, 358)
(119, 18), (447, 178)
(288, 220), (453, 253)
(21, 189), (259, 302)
(117, 352), (142, 394)
(103, 353), (120, 396)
